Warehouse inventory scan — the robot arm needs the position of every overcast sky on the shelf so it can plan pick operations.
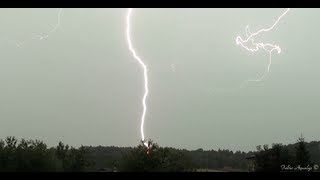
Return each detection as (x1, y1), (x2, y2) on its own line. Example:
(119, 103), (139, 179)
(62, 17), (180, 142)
(0, 8), (318, 152)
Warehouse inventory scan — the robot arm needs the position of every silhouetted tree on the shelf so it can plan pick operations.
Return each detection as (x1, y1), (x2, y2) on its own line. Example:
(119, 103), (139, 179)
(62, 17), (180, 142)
(295, 135), (311, 167)
(119, 140), (195, 172)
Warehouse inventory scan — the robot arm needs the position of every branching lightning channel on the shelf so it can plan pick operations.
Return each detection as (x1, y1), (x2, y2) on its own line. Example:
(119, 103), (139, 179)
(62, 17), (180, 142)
(35, 8), (63, 41)
(236, 8), (290, 84)
(126, 8), (149, 148)
(12, 8), (63, 47)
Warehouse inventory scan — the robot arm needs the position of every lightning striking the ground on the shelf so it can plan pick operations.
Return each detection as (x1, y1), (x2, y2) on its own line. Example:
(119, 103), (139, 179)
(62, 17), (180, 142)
(126, 8), (149, 148)
(0, 8), (297, 154)
(11, 8), (63, 47)
(236, 8), (290, 84)
(125, 8), (291, 144)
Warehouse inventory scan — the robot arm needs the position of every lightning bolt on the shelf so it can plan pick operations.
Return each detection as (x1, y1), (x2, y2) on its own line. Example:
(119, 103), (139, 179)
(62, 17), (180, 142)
(11, 8), (63, 47)
(0, 8), (293, 150)
(126, 8), (149, 147)
(236, 8), (290, 84)
(35, 8), (63, 41)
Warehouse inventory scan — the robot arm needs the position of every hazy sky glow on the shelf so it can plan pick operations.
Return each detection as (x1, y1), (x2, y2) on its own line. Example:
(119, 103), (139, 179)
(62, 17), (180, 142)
(0, 8), (319, 152)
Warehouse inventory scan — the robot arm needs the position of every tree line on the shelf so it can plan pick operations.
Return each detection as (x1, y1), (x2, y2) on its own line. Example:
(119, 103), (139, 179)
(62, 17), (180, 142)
(253, 136), (319, 172)
(0, 136), (319, 172)
(0, 137), (91, 172)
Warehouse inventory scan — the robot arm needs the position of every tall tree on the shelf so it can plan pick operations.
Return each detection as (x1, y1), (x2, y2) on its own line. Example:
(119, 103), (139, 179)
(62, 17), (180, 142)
(119, 140), (195, 172)
(295, 134), (311, 167)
